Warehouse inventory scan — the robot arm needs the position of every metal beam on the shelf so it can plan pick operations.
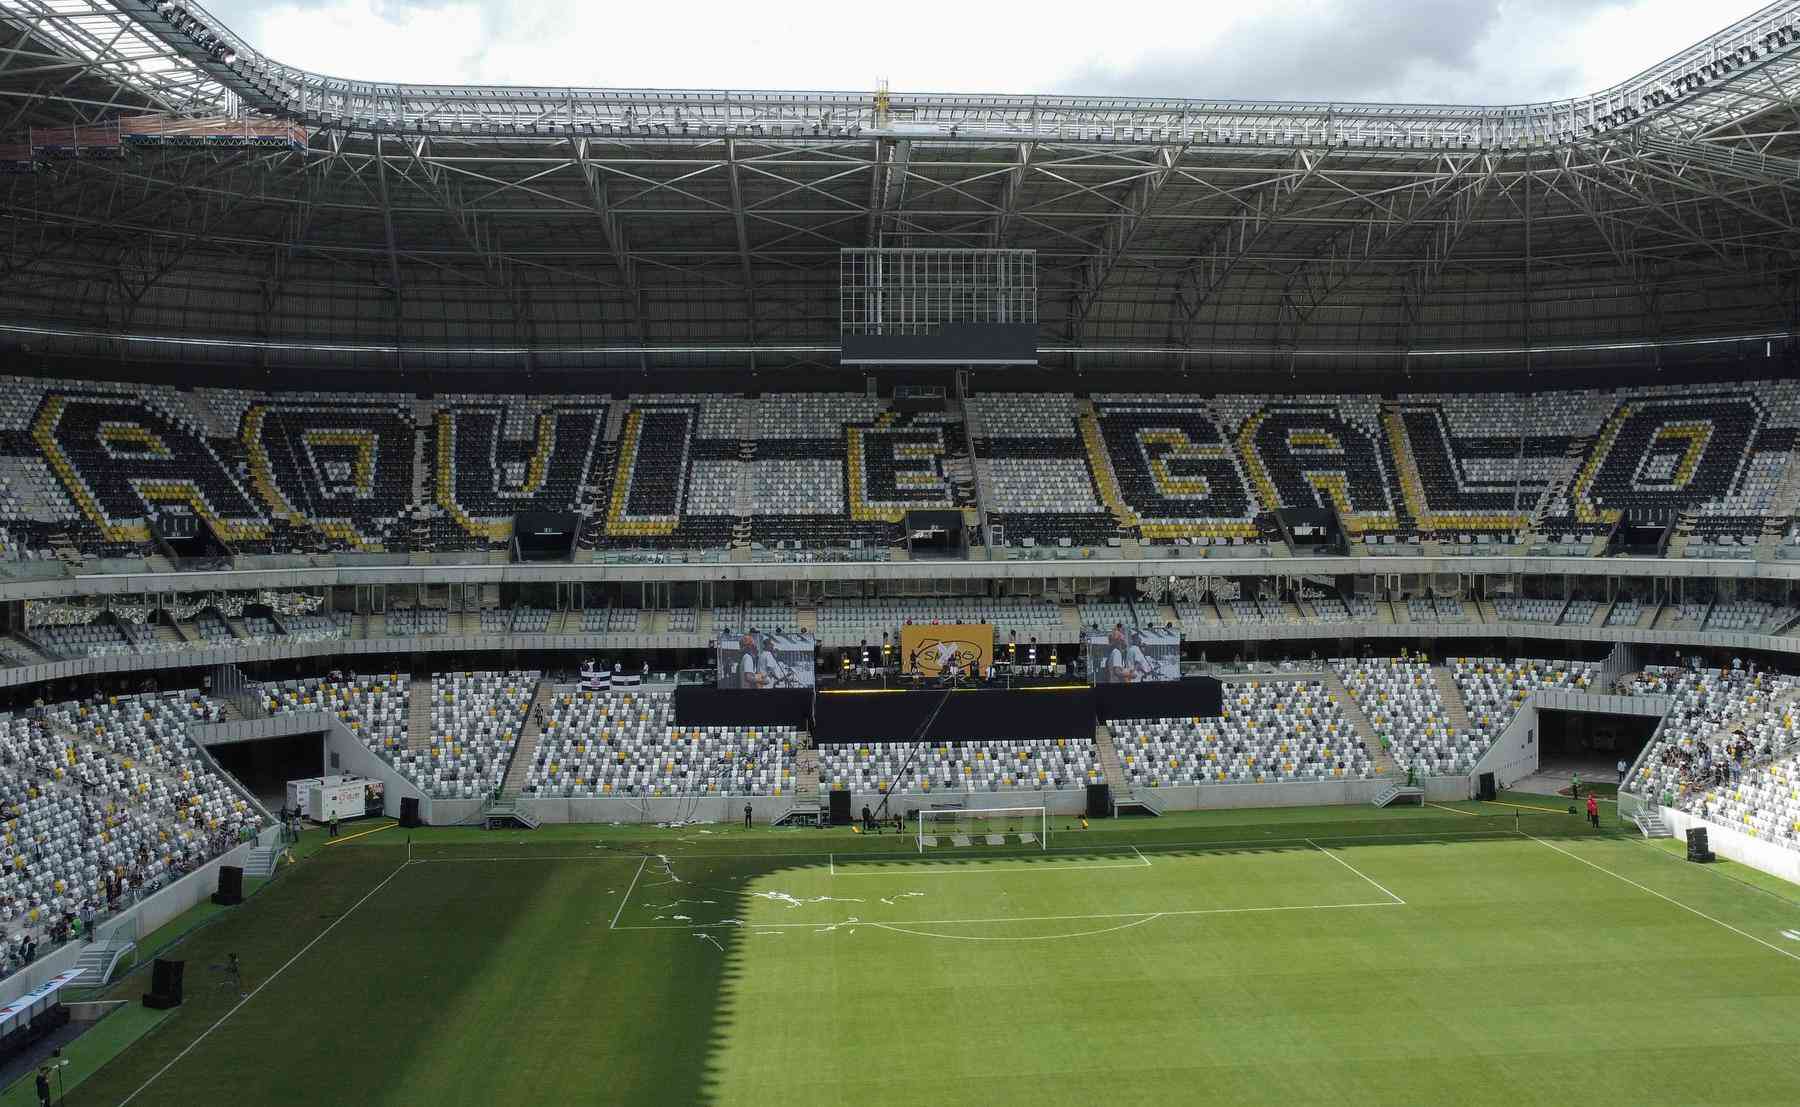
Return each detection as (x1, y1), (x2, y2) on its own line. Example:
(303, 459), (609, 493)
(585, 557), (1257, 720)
(1166, 149), (1329, 348)
(724, 136), (758, 342)
(1066, 144), (1180, 339)
(371, 131), (405, 355)
(990, 141), (1034, 246)
(574, 135), (647, 348)
(1273, 155), (1487, 342)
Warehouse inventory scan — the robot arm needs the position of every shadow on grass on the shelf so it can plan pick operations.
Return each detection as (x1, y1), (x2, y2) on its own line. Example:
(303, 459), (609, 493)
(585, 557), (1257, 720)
(62, 807), (1628, 1106)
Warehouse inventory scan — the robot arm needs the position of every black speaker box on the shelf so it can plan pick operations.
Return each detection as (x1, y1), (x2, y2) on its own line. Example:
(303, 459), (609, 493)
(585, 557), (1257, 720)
(1686, 826), (1714, 862)
(211, 865), (243, 906)
(828, 789), (851, 827)
(1477, 772), (1497, 801)
(143, 958), (184, 1009)
(399, 796), (422, 828)
(1087, 783), (1112, 817)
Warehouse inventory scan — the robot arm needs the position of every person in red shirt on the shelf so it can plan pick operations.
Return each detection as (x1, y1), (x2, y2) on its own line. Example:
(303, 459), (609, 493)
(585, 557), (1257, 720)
(1586, 792), (1600, 830)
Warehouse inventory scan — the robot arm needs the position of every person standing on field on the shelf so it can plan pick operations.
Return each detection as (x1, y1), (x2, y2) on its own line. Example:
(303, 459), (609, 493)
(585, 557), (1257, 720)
(1586, 793), (1600, 829)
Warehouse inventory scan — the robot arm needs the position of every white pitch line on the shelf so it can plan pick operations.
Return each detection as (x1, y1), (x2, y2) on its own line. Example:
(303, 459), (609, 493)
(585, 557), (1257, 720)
(118, 857), (415, 1106)
(1306, 838), (1406, 904)
(608, 856), (648, 931)
(871, 913), (1165, 942)
(611, 899), (1402, 931)
(1130, 844), (1151, 867)
(410, 855), (655, 864)
(1527, 834), (1800, 965)
(828, 856), (1150, 877)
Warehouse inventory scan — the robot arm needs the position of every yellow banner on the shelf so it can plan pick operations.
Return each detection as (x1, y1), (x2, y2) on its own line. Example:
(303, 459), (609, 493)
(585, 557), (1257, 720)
(901, 623), (993, 676)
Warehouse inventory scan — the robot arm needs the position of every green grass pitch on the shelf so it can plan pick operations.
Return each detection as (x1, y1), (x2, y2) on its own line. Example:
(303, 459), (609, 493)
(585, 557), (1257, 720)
(37, 802), (1800, 1106)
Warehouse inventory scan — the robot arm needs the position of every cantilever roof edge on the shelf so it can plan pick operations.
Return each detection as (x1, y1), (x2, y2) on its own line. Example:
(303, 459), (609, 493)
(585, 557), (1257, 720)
(41, 0), (1800, 147)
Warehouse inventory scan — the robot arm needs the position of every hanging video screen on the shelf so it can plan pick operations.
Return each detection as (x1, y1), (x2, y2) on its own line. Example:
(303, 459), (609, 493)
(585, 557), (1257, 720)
(717, 631), (817, 689)
(1085, 626), (1181, 684)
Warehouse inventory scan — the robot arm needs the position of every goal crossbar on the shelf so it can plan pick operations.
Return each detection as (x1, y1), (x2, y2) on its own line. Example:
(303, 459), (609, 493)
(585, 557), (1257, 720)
(916, 806), (1048, 853)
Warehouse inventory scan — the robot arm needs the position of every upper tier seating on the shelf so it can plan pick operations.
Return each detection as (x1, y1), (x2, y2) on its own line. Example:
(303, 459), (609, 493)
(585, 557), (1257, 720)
(1494, 598), (1564, 624)
(35, 621), (132, 659)
(385, 608), (447, 637)
(1114, 680), (1371, 785)
(1606, 598), (1647, 626)
(814, 598), (1064, 645)
(0, 376), (1796, 559)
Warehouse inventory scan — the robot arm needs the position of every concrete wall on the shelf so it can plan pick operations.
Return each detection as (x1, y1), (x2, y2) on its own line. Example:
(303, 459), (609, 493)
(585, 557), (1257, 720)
(490, 775), (1471, 826)
(322, 717), (425, 821)
(1661, 806), (1800, 885)
(1476, 700), (1539, 792)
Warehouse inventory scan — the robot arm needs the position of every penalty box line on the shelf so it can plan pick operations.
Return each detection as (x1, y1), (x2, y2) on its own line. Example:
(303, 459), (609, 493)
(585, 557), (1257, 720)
(829, 845), (1151, 877)
(1305, 837), (1406, 905)
(610, 899), (1405, 932)
(406, 827), (1525, 868)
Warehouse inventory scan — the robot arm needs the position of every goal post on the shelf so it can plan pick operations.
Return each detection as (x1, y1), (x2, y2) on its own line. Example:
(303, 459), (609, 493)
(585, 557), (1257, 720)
(917, 807), (1048, 853)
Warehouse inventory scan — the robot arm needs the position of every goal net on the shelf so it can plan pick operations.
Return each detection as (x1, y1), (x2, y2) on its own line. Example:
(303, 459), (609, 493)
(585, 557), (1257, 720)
(917, 807), (1048, 852)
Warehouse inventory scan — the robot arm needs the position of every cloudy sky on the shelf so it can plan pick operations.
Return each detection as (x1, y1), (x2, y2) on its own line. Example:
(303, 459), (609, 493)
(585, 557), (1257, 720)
(198, 0), (1769, 103)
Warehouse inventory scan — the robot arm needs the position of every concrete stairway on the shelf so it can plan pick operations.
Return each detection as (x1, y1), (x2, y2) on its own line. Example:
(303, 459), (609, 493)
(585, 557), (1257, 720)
(1432, 666), (1473, 733)
(407, 679), (435, 752)
(1094, 724), (1131, 794)
(1631, 810), (1674, 838)
(1321, 669), (1399, 777)
(794, 744), (820, 807)
(411, 398), (436, 508)
(70, 939), (136, 987)
(244, 844), (282, 878)
(499, 680), (555, 800)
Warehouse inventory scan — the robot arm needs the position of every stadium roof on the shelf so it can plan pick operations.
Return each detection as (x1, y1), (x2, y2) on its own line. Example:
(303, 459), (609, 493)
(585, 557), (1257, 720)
(3, 0), (1800, 372)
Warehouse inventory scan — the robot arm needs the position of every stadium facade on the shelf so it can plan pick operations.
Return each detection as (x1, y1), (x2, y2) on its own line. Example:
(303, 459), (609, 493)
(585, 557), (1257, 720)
(0, 3), (1792, 839)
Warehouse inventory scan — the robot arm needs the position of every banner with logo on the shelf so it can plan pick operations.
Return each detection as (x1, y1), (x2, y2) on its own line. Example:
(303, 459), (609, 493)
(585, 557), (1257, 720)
(901, 623), (993, 676)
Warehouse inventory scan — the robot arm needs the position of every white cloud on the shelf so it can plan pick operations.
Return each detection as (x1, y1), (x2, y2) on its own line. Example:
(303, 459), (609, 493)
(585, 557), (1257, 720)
(204, 0), (1773, 103)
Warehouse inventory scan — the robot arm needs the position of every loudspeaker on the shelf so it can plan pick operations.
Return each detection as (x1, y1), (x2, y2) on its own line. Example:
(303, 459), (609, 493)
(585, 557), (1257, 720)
(828, 789), (851, 827)
(211, 865), (243, 907)
(1686, 826), (1714, 862)
(1477, 773), (1497, 801)
(1087, 783), (1112, 817)
(143, 959), (184, 1009)
(399, 796), (422, 828)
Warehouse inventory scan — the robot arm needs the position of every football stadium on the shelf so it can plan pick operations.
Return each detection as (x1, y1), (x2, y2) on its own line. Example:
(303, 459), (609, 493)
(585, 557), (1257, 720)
(0, 0), (1798, 1103)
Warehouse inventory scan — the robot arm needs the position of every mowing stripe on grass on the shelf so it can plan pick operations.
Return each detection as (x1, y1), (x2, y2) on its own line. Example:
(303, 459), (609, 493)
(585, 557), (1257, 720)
(827, 850), (1151, 876)
(870, 913), (1166, 942)
(612, 899), (1404, 932)
(1526, 834), (1800, 965)
(410, 827), (1539, 868)
(1305, 838), (1406, 904)
(117, 858), (414, 1106)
